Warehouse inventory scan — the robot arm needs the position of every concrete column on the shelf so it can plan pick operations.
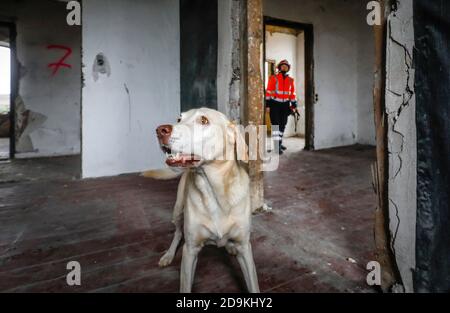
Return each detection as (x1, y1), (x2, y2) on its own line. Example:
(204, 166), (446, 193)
(241, 0), (264, 212)
(385, 0), (417, 293)
(373, 0), (402, 293)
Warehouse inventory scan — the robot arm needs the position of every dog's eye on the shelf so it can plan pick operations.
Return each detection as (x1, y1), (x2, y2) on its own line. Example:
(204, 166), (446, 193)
(177, 117), (182, 123)
(200, 116), (209, 125)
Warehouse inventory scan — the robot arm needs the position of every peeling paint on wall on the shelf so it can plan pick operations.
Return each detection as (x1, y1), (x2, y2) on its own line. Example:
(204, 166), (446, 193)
(228, 0), (242, 122)
(218, 0), (242, 122)
(385, 0), (417, 293)
(15, 96), (48, 153)
(2, 0), (82, 157)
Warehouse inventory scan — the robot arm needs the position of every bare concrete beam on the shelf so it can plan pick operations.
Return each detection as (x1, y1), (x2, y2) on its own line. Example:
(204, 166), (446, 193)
(241, 0), (264, 212)
(385, 0), (417, 293)
(373, 0), (402, 293)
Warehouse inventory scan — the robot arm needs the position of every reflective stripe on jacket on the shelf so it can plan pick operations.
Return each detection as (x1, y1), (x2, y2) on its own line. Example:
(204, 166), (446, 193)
(265, 73), (297, 102)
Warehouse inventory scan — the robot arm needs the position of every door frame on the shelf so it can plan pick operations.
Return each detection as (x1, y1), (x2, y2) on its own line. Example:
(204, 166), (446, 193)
(263, 16), (315, 150)
(0, 21), (17, 159)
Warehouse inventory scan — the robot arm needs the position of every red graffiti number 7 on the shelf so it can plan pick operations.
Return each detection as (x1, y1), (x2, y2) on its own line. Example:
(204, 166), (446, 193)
(47, 45), (72, 76)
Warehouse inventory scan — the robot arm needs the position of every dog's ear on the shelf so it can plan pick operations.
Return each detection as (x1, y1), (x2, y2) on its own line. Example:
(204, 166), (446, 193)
(227, 122), (248, 163)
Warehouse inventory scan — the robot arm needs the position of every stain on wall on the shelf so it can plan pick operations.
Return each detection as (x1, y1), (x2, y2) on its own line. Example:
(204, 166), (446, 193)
(15, 96), (47, 153)
(92, 53), (111, 81)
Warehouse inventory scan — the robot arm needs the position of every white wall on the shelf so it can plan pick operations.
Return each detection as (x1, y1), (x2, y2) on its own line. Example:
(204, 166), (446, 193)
(82, 0), (180, 178)
(357, 4), (376, 145)
(296, 32), (306, 136)
(296, 32), (305, 105)
(0, 0), (81, 157)
(266, 32), (298, 82)
(265, 31), (298, 88)
(264, 0), (375, 149)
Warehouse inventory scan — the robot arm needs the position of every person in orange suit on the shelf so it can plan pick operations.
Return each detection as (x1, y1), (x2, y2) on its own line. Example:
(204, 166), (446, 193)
(266, 59), (298, 154)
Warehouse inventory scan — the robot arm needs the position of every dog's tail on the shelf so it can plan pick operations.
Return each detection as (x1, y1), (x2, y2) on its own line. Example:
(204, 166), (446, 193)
(141, 168), (183, 180)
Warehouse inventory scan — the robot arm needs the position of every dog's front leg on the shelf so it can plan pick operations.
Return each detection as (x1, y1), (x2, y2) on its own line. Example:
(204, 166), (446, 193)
(236, 242), (260, 293)
(159, 172), (187, 267)
(159, 219), (183, 267)
(180, 243), (201, 293)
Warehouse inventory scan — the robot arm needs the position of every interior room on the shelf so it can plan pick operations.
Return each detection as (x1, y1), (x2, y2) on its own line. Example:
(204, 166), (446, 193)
(0, 0), (448, 294)
(0, 0), (377, 293)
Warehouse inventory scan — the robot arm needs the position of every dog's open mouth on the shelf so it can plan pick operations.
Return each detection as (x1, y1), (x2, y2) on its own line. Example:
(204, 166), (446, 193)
(161, 145), (201, 167)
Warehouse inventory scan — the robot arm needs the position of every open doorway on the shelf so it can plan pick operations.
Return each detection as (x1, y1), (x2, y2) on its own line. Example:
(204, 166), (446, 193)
(261, 0), (378, 292)
(264, 17), (314, 152)
(0, 23), (13, 160)
(0, 0), (82, 182)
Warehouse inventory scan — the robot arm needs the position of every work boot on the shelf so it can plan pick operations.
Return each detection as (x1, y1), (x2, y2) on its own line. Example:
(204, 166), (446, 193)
(277, 141), (284, 155)
(280, 137), (287, 151)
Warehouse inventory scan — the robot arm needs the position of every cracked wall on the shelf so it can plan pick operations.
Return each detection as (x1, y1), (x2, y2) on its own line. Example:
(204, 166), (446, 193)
(218, 0), (242, 122)
(385, 0), (417, 293)
(0, 0), (81, 157)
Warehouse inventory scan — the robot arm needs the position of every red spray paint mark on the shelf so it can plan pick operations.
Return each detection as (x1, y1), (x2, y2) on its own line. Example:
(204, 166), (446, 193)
(47, 45), (72, 76)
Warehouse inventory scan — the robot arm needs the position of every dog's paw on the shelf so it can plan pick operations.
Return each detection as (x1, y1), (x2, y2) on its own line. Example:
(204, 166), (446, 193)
(158, 252), (174, 267)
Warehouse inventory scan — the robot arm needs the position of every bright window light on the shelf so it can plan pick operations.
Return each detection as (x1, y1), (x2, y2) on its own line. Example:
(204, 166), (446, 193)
(0, 46), (10, 95)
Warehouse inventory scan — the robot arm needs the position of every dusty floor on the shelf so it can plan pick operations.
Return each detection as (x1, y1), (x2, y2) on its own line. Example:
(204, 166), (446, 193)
(0, 144), (377, 293)
(0, 138), (9, 160)
(0, 155), (80, 183)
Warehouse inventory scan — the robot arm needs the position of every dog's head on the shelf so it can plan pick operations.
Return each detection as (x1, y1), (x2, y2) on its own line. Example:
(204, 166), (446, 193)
(156, 108), (248, 168)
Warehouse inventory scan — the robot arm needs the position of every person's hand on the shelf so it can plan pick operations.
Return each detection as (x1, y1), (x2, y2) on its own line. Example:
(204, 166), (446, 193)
(266, 107), (271, 113)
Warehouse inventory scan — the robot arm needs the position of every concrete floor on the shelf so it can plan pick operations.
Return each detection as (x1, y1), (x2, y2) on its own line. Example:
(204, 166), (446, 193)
(0, 145), (377, 293)
(0, 155), (80, 183)
(0, 138), (9, 160)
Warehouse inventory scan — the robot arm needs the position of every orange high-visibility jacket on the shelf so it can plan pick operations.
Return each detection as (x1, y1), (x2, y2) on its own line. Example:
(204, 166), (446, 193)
(266, 73), (297, 103)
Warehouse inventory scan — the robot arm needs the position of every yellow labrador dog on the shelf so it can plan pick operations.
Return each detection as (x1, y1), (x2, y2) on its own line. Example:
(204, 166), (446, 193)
(145, 108), (259, 293)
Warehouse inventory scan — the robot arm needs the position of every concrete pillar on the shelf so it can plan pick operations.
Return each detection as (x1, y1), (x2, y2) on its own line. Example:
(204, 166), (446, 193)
(385, 0), (416, 293)
(373, 0), (402, 292)
(218, 0), (242, 122)
(241, 0), (265, 212)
